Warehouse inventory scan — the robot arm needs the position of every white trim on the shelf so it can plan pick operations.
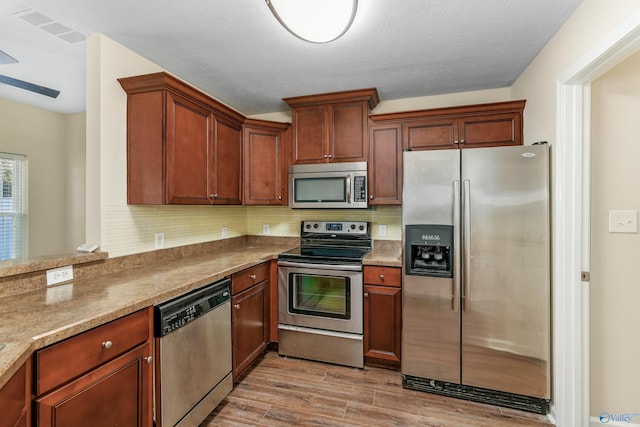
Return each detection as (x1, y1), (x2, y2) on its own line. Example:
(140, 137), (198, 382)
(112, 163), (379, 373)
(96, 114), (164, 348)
(554, 10), (640, 427)
(554, 81), (587, 427)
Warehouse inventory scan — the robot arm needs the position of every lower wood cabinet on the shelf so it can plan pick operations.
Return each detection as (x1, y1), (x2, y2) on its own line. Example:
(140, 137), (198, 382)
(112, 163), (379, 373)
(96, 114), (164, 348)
(34, 308), (154, 427)
(363, 266), (402, 366)
(231, 262), (270, 379)
(0, 360), (30, 427)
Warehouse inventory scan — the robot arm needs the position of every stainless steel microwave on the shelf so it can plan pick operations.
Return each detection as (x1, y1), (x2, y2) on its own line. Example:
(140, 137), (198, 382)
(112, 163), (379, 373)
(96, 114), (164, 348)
(288, 162), (368, 209)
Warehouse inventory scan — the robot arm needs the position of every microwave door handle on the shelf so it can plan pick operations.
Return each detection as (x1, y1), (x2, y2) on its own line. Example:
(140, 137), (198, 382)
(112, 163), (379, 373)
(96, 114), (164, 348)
(346, 175), (352, 204)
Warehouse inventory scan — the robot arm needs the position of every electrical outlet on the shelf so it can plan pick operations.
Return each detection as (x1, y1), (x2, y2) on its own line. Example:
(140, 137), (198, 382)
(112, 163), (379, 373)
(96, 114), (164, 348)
(155, 232), (165, 249)
(221, 226), (228, 238)
(378, 224), (387, 237)
(609, 210), (638, 233)
(262, 224), (270, 235)
(46, 265), (73, 286)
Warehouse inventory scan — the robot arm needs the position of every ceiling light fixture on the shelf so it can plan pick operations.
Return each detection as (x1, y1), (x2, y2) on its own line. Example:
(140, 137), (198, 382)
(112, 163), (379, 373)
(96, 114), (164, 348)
(265, 0), (358, 44)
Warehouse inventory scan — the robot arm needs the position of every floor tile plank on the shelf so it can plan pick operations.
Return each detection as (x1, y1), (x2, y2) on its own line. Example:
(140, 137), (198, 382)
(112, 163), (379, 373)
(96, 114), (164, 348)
(200, 352), (553, 426)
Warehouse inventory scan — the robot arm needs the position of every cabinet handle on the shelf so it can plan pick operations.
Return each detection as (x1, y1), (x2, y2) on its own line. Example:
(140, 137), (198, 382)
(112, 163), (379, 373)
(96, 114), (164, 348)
(379, 274), (385, 281)
(234, 304), (240, 309)
(102, 340), (113, 350)
(209, 193), (218, 199)
(369, 194), (374, 200)
(250, 274), (257, 280)
(145, 356), (153, 364)
(364, 292), (369, 298)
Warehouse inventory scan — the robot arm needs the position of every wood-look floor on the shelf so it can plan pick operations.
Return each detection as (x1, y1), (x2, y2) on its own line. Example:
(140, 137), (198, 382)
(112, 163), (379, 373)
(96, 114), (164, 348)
(200, 351), (554, 427)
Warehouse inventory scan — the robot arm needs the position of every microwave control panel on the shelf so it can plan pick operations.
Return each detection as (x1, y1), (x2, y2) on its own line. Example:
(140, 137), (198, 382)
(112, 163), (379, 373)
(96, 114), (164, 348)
(353, 175), (367, 202)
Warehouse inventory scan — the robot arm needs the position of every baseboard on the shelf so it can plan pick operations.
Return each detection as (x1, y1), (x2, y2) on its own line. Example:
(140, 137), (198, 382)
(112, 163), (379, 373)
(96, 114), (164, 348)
(590, 414), (640, 426)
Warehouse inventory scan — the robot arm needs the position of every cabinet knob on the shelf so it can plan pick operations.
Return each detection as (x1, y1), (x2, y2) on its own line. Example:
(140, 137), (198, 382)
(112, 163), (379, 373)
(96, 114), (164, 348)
(328, 154), (333, 159)
(379, 274), (385, 281)
(250, 274), (257, 280)
(209, 193), (218, 199)
(102, 340), (113, 350)
(145, 356), (153, 364)
(234, 304), (240, 309)
(364, 292), (369, 298)
(278, 196), (282, 200)
(460, 139), (465, 144)
(323, 154), (328, 159)
(369, 194), (374, 200)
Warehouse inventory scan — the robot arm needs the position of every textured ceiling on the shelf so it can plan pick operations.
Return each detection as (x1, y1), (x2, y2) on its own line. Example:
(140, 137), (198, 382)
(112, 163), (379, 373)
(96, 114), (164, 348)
(0, 0), (583, 115)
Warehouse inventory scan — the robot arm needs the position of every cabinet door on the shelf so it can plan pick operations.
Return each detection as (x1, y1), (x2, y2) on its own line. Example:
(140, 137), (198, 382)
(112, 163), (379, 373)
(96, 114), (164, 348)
(369, 123), (402, 205)
(331, 101), (368, 162)
(363, 285), (402, 364)
(0, 361), (29, 427)
(211, 117), (243, 204)
(243, 126), (286, 205)
(403, 117), (458, 151)
(458, 112), (522, 148)
(292, 106), (327, 164)
(36, 344), (152, 427)
(165, 92), (212, 204)
(232, 281), (268, 378)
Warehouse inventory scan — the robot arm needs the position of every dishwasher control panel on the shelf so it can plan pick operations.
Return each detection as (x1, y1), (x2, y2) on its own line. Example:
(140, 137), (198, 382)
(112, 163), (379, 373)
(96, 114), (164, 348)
(154, 278), (230, 337)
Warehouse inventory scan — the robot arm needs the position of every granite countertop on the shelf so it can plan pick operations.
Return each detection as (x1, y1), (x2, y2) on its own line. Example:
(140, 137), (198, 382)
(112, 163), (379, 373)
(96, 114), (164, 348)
(0, 239), (401, 388)
(0, 242), (295, 388)
(364, 241), (402, 267)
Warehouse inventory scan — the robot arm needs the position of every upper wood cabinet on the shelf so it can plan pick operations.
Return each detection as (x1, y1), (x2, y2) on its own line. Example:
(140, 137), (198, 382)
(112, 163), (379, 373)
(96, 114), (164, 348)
(284, 88), (379, 164)
(368, 122), (402, 205)
(371, 100), (525, 151)
(119, 72), (245, 205)
(242, 119), (291, 205)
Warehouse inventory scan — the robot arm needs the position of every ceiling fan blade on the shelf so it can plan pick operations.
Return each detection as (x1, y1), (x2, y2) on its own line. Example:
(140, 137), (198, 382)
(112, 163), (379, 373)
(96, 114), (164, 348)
(0, 74), (60, 98)
(0, 49), (18, 65)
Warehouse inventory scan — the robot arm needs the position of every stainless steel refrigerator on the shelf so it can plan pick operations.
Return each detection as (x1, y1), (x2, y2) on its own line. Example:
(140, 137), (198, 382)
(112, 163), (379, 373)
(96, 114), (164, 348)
(401, 144), (550, 414)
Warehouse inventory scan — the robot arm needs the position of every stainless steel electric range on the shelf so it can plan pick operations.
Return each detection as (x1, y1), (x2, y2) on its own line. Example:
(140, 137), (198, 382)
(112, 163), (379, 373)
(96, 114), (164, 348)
(277, 220), (371, 368)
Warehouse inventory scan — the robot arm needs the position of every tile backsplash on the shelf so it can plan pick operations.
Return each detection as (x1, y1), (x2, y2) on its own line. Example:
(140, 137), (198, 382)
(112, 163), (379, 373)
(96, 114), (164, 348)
(102, 205), (401, 257)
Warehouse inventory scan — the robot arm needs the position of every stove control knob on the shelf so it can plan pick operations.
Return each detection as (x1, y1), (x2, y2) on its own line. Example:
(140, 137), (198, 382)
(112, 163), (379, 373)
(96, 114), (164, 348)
(350, 224), (356, 230)
(313, 223), (319, 229)
(305, 224), (311, 229)
(359, 225), (365, 231)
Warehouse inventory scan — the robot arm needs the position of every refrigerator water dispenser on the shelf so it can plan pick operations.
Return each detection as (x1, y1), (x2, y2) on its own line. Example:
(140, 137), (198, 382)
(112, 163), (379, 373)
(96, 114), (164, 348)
(405, 225), (453, 278)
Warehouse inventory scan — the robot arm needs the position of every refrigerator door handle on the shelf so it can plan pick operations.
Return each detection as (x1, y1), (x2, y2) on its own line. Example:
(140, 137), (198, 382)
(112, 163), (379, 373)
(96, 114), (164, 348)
(462, 179), (471, 312)
(452, 180), (461, 312)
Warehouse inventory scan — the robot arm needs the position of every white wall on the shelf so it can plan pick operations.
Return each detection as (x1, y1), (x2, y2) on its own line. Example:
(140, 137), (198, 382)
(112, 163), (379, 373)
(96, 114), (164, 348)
(590, 51), (640, 418)
(511, 0), (640, 420)
(0, 99), (85, 256)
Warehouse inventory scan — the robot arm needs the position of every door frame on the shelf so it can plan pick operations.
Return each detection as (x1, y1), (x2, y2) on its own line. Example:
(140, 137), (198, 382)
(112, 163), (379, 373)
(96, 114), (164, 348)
(553, 10), (640, 427)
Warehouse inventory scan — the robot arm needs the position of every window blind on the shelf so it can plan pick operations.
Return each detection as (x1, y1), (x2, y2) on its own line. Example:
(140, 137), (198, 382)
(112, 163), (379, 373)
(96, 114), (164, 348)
(0, 152), (27, 260)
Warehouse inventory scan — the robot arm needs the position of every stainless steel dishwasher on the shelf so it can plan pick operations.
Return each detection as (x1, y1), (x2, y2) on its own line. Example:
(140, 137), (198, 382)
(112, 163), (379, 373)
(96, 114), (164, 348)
(154, 277), (232, 427)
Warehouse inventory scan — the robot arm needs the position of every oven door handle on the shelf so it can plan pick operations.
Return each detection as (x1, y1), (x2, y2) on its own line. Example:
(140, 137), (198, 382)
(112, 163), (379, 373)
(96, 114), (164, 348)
(277, 260), (363, 272)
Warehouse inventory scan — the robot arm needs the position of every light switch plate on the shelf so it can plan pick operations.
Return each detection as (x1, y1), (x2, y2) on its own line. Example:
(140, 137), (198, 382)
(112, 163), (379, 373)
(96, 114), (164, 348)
(263, 224), (270, 235)
(609, 210), (638, 233)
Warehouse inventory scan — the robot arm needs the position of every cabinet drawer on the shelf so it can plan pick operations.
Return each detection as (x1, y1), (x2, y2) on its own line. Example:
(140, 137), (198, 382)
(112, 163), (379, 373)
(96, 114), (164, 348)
(364, 266), (401, 287)
(36, 308), (151, 395)
(232, 262), (269, 295)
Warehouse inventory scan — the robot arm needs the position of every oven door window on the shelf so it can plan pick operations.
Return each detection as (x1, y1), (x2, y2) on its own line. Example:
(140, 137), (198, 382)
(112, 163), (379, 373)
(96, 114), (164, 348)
(289, 273), (350, 319)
